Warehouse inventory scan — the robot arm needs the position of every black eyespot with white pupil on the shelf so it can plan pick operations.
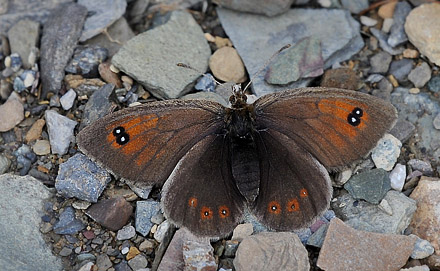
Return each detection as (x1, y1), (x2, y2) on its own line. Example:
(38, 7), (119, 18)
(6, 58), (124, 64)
(272, 206), (277, 211)
(204, 211), (209, 216)
(113, 126), (130, 145)
(347, 107), (363, 127)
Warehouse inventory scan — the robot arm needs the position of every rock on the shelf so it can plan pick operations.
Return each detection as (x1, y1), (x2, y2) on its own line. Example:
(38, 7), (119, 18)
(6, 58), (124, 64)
(317, 218), (417, 271)
(408, 158), (434, 175)
(65, 46), (108, 78)
(408, 62), (431, 88)
(181, 91), (228, 107)
(320, 68), (360, 90)
(265, 37), (323, 85)
(79, 83), (116, 130)
(400, 266), (430, 271)
(369, 51), (392, 74)
(183, 241), (217, 271)
(307, 223), (329, 248)
(85, 17), (135, 57)
(96, 254), (112, 271)
(371, 133), (402, 171)
(370, 28), (404, 55)
(405, 3), (440, 66)
(234, 232), (309, 271)
(217, 7), (363, 96)
(58, 247), (72, 257)
(403, 48), (419, 59)
(333, 190), (417, 234)
(0, 79), (12, 100)
(0, 92), (23, 132)
(78, 0), (126, 42)
(7, 19), (40, 68)
(340, 0), (368, 14)
(32, 139), (51, 155)
(410, 235), (435, 260)
(13, 76), (26, 92)
(428, 75), (440, 93)
(344, 168), (391, 204)
(99, 62), (122, 88)
(409, 177), (440, 256)
(231, 223), (253, 241)
(45, 109), (77, 155)
(389, 164), (406, 192)
(387, 1), (411, 47)
(194, 73), (216, 93)
(154, 220), (171, 243)
(389, 59), (413, 83)
(25, 119), (45, 143)
(209, 46), (247, 83)
(0, 174), (62, 270)
(224, 240), (240, 257)
(40, 3), (88, 98)
(86, 197), (133, 231)
(13, 144), (36, 175)
(213, 0), (295, 17)
(128, 254), (148, 270)
(360, 16), (377, 27)
(126, 246), (140, 260)
(60, 89), (77, 110)
(55, 153), (111, 202)
(53, 206), (86, 234)
(378, 1), (397, 18)
(0, 154), (11, 174)
(135, 200), (160, 236)
(117, 225), (136, 240)
(158, 228), (210, 271)
(112, 11), (211, 99)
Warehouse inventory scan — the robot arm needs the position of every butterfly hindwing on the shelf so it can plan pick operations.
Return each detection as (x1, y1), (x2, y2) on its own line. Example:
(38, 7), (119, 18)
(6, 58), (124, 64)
(254, 87), (397, 169)
(252, 129), (332, 230)
(161, 134), (246, 237)
(77, 100), (226, 185)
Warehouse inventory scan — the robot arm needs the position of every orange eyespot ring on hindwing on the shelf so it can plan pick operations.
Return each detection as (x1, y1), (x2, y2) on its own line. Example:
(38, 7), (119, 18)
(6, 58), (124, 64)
(268, 201), (281, 215)
(218, 205), (230, 219)
(188, 197), (198, 208)
(300, 188), (309, 198)
(200, 206), (213, 220)
(287, 198), (300, 212)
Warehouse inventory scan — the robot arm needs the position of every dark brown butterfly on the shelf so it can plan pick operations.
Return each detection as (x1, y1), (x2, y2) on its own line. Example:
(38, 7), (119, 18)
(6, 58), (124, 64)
(77, 85), (397, 237)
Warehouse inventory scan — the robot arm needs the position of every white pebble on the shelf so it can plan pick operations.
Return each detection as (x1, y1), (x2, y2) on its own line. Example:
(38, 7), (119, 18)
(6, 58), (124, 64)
(389, 163), (406, 191)
(60, 89), (77, 110)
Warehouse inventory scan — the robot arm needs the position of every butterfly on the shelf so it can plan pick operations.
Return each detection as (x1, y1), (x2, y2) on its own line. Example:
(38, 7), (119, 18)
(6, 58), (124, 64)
(77, 85), (397, 238)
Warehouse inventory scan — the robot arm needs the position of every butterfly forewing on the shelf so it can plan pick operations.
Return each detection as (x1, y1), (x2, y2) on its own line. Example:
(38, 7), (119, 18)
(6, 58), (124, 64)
(254, 87), (398, 170)
(77, 99), (226, 185)
(161, 134), (246, 237)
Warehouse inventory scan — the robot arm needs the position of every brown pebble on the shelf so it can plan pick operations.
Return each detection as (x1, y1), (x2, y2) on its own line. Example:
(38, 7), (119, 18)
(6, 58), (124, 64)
(214, 36), (233, 48)
(209, 47), (247, 83)
(388, 74), (399, 87)
(25, 119), (45, 143)
(126, 246), (140, 260)
(378, 1), (397, 19)
(98, 62), (122, 88)
(403, 49), (419, 59)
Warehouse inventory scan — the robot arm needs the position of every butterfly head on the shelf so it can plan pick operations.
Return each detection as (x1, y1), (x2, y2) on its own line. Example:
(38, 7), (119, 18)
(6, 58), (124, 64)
(229, 84), (248, 109)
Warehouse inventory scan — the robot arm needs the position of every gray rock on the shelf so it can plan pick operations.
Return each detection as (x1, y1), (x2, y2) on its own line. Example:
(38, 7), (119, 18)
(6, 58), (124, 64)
(433, 113), (440, 130)
(391, 87), (440, 161)
(370, 28), (404, 55)
(135, 200), (160, 236)
(387, 1), (411, 47)
(128, 254), (148, 270)
(13, 76), (26, 92)
(14, 144), (37, 175)
(234, 232), (309, 271)
(390, 118), (416, 143)
(181, 91), (228, 107)
(365, 74), (384, 84)
(213, 0), (295, 17)
(53, 206), (86, 234)
(0, 154), (10, 174)
(371, 133), (402, 171)
(96, 254), (112, 271)
(410, 234), (435, 259)
(65, 46), (108, 77)
(183, 240), (217, 270)
(428, 75), (440, 93)
(58, 247), (72, 257)
(195, 73), (216, 92)
(389, 59), (413, 82)
(306, 223), (329, 248)
(369, 51), (392, 74)
(340, 0), (369, 14)
(407, 159), (433, 176)
(333, 190), (417, 234)
(217, 7), (364, 96)
(7, 19), (40, 68)
(116, 225), (136, 240)
(40, 3), (87, 98)
(0, 0), (72, 35)
(224, 240), (240, 257)
(112, 10), (211, 99)
(344, 168), (391, 204)
(45, 110), (77, 155)
(60, 89), (76, 110)
(78, 0), (126, 42)
(0, 174), (63, 271)
(408, 62), (431, 88)
(84, 17), (135, 57)
(55, 153), (111, 202)
(231, 223), (253, 242)
(79, 84), (116, 130)
(154, 220), (171, 243)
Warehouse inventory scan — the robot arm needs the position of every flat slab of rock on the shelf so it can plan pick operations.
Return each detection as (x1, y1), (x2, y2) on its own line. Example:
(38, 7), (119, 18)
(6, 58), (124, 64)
(112, 10), (211, 99)
(7, 19), (40, 68)
(317, 218), (416, 271)
(234, 232), (310, 271)
(40, 2), (87, 98)
(217, 7), (364, 96)
(0, 92), (24, 132)
(0, 174), (62, 271)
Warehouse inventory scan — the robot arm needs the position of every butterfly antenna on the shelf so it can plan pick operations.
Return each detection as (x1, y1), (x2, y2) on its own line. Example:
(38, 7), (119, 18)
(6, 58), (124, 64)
(177, 63), (222, 85)
(242, 44), (291, 93)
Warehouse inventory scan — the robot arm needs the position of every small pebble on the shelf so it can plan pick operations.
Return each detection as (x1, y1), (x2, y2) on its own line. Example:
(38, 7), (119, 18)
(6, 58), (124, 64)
(32, 139), (51, 155)
(117, 225), (136, 241)
(60, 89), (77, 110)
(403, 49), (419, 59)
(409, 88), (420, 94)
(360, 16), (377, 27)
(433, 113), (440, 130)
(382, 18), (394, 33)
(389, 163), (406, 191)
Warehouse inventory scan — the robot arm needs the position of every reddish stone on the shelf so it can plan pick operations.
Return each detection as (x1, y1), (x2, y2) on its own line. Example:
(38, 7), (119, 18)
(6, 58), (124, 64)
(82, 230), (95, 240)
(86, 197), (133, 231)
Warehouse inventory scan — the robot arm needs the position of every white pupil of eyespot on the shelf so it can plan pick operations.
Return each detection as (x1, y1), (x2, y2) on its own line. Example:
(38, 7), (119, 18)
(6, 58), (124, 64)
(351, 117), (356, 123)
(120, 136), (125, 141)
(272, 206), (276, 210)
(356, 110), (360, 114)
(222, 210), (226, 214)
(205, 212), (209, 216)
